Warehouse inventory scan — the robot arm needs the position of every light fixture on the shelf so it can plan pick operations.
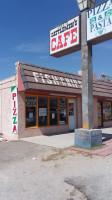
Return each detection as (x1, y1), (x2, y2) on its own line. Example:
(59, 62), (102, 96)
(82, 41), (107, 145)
(77, 0), (96, 11)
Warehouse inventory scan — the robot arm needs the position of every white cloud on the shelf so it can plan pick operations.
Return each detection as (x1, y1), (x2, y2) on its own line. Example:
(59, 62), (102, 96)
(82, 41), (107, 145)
(103, 43), (112, 49)
(40, 56), (48, 59)
(96, 42), (112, 50)
(70, 54), (81, 60)
(15, 42), (49, 53)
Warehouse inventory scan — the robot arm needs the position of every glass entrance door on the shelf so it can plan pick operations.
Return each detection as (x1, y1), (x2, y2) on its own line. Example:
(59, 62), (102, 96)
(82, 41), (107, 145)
(69, 99), (76, 131)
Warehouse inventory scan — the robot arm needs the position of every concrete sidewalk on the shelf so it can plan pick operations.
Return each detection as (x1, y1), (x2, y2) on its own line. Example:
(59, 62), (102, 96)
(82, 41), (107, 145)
(102, 127), (112, 133)
(102, 127), (112, 141)
(21, 132), (74, 149)
(20, 127), (112, 149)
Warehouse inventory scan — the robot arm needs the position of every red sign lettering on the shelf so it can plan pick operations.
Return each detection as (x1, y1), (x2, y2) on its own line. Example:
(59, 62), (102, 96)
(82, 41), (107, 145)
(50, 16), (80, 57)
(51, 38), (56, 52)
(57, 35), (63, 50)
(13, 108), (17, 116)
(71, 28), (77, 44)
(12, 93), (16, 100)
(13, 125), (17, 133)
(64, 31), (70, 47)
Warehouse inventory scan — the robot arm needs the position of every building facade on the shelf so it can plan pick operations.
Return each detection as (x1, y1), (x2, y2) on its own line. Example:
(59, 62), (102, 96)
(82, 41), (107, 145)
(0, 62), (112, 140)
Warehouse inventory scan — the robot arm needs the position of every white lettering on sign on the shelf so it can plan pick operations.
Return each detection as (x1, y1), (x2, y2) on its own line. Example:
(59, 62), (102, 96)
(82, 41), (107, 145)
(32, 72), (82, 89)
(87, 0), (112, 41)
(11, 86), (18, 134)
(50, 16), (80, 56)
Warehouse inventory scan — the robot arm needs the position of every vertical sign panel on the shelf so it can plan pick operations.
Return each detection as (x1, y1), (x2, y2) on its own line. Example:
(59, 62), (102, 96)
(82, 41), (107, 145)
(87, 0), (112, 44)
(50, 16), (80, 57)
(11, 86), (18, 134)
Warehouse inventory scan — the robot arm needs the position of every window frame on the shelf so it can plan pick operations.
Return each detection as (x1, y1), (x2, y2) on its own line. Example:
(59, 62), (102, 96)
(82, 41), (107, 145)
(104, 101), (112, 121)
(25, 94), (75, 129)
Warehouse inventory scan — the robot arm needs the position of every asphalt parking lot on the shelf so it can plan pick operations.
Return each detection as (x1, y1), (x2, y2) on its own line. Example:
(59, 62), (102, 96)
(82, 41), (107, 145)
(0, 135), (112, 200)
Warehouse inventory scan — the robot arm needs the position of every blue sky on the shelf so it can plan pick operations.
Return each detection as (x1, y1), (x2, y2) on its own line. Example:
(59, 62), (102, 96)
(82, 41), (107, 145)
(0, 0), (111, 80)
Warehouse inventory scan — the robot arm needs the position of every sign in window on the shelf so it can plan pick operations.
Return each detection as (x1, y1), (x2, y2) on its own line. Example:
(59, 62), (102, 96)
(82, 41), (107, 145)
(38, 97), (48, 126)
(26, 96), (37, 128)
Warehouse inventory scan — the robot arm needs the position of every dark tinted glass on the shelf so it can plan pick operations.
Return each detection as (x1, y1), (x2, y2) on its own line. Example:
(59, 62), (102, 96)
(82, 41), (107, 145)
(38, 97), (48, 126)
(26, 96), (37, 128)
(59, 98), (67, 124)
(50, 98), (58, 125)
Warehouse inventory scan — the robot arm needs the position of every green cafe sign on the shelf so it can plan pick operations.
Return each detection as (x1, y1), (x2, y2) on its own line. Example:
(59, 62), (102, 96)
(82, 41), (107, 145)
(87, 0), (112, 41)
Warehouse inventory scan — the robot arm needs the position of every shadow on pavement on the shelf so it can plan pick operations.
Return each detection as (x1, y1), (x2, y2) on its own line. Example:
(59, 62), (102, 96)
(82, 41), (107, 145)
(102, 133), (112, 142)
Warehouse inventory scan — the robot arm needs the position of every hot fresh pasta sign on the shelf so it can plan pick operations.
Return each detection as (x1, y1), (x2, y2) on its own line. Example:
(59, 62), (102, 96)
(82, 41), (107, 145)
(87, 0), (112, 43)
(11, 86), (18, 134)
(50, 16), (80, 57)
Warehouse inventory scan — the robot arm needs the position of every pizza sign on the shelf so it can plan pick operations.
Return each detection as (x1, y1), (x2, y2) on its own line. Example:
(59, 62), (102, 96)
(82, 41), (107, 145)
(50, 16), (80, 57)
(11, 86), (18, 134)
(87, 0), (112, 43)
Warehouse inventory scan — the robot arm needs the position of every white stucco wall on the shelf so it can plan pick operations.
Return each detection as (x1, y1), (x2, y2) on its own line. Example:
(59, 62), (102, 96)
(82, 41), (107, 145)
(0, 76), (18, 140)
(0, 85), (2, 134)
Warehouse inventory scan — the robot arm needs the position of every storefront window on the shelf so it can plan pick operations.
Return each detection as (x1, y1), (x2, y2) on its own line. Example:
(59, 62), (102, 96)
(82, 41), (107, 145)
(25, 95), (68, 128)
(59, 98), (67, 124)
(50, 98), (58, 125)
(105, 102), (112, 120)
(26, 96), (37, 128)
(38, 97), (48, 126)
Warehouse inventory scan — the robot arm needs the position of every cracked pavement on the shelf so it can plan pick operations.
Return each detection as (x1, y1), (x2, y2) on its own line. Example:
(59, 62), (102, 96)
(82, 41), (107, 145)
(0, 140), (112, 200)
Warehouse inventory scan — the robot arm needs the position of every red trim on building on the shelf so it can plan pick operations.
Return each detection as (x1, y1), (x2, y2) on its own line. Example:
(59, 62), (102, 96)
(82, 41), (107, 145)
(18, 68), (25, 92)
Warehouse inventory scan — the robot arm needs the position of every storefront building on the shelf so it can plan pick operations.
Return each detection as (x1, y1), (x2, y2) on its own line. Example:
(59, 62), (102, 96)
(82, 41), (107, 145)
(0, 62), (112, 140)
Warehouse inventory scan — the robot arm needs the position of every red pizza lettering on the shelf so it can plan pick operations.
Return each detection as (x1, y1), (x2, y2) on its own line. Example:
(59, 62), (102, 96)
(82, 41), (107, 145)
(13, 125), (17, 133)
(12, 93), (16, 100)
(13, 108), (17, 116)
